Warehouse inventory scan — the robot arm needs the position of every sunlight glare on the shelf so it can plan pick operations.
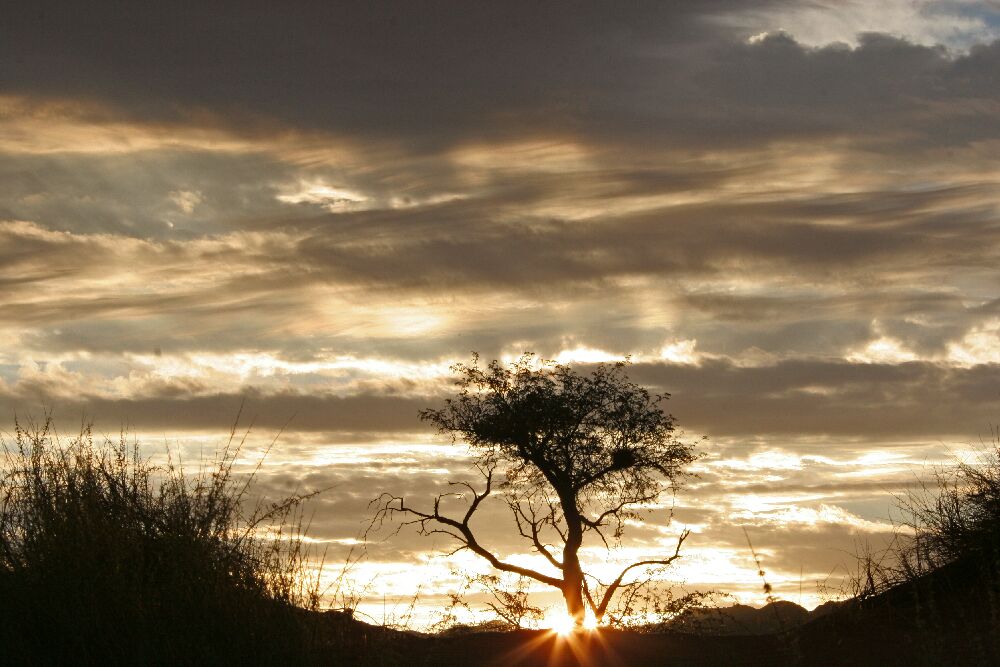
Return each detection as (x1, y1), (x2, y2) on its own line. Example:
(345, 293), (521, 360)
(546, 610), (577, 636)
(659, 338), (700, 364)
(544, 609), (599, 635)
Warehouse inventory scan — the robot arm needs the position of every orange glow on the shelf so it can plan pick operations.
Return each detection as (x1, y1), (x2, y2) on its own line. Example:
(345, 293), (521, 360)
(544, 608), (600, 635)
(546, 609), (576, 636)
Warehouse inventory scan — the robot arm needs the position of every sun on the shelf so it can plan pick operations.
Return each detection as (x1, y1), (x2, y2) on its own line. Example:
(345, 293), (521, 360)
(547, 610), (576, 636)
(545, 609), (600, 635)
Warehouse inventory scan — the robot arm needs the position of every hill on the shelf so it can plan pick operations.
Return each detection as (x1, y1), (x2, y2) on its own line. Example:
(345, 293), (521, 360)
(794, 552), (1000, 666)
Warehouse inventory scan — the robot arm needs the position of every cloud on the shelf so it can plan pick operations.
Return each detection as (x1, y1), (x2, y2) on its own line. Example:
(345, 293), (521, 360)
(726, 0), (1000, 50)
(3, 1), (1000, 618)
(3, 4), (1000, 154)
(631, 358), (1000, 437)
(1, 355), (997, 440)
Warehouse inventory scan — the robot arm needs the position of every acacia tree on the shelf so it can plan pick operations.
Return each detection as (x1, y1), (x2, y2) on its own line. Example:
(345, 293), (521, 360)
(372, 354), (697, 627)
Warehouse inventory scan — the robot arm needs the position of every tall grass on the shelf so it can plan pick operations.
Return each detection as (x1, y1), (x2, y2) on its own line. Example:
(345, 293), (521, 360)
(0, 418), (326, 665)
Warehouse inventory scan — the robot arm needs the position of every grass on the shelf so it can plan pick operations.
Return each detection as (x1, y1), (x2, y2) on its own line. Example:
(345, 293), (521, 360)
(0, 417), (328, 665)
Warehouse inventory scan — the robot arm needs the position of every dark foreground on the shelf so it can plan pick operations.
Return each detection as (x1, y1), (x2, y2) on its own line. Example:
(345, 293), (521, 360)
(326, 554), (999, 667)
(3, 429), (996, 665)
(3, 554), (997, 667)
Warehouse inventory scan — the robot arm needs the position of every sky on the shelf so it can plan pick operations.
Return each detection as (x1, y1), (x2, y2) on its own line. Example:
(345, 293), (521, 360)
(2, 0), (1000, 627)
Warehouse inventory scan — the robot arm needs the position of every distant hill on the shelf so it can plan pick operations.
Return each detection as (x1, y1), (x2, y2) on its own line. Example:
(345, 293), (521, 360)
(667, 599), (842, 635)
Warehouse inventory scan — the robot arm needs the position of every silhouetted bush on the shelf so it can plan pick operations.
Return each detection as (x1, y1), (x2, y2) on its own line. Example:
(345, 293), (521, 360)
(900, 427), (1000, 571)
(850, 427), (1000, 601)
(0, 418), (324, 665)
(835, 428), (1000, 665)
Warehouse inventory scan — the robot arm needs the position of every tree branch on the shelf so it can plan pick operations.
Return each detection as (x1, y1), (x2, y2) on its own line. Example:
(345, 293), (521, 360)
(592, 529), (689, 620)
(369, 469), (565, 590)
(507, 495), (563, 570)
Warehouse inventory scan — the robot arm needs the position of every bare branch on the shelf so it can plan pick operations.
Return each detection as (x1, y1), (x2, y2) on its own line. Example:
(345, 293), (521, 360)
(507, 494), (562, 569)
(581, 488), (658, 532)
(592, 529), (690, 620)
(369, 470), (564, 589)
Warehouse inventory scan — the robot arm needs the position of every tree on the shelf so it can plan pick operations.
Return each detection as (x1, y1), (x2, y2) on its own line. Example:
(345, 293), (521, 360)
(372, 354), (698, 628)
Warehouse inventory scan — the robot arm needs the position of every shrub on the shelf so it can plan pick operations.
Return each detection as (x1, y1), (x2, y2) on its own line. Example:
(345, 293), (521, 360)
(845, 427), (1000, 604)
(899, 427), (1000, 571)
(0, 418), (324, 665)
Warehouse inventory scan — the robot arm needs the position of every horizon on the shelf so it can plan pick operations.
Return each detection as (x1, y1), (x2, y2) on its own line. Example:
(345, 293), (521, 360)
(3, 1), (1000, 630)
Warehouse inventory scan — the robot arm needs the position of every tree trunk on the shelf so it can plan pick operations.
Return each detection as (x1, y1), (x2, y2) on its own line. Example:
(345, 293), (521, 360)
(561, 495), (587, 626)
(561, 554), (586, 625)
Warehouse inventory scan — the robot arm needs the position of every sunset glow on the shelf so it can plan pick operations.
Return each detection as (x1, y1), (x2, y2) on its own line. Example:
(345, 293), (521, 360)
(546, 610), (577, 636)
(4, 0), (1000, 636)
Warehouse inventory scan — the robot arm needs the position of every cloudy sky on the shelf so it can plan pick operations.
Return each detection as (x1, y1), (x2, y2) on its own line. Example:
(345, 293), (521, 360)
(3, 0), (1000, 626)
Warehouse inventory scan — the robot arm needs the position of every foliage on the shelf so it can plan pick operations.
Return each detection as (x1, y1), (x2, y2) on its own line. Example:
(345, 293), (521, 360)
(420, 354), (694, 524)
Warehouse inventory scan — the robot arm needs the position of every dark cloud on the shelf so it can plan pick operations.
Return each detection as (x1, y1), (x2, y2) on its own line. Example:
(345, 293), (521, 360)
(612, 359), (1000, 438)
(0, 2), (736, 145)
(0, 387), (433, 434)
(286, 184), (1000, 291)
(3, 3), (1000, 152)
(2, 359), (997, 439)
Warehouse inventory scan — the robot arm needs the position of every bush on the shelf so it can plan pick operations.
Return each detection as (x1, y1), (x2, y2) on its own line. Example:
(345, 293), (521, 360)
(0, 418), (324, 665)
(900, 426), (1000, 571)
(846, 427), (1000, 603)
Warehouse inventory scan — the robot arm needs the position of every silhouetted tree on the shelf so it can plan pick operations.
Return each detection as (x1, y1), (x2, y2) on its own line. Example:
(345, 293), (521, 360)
(372, 354), (697, 627)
